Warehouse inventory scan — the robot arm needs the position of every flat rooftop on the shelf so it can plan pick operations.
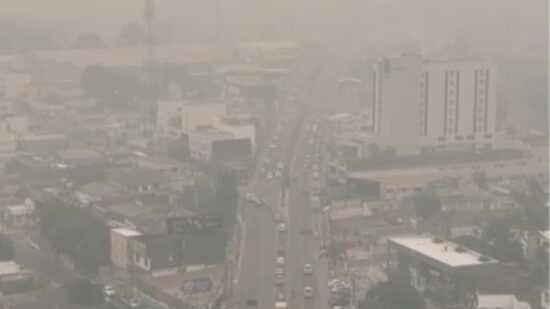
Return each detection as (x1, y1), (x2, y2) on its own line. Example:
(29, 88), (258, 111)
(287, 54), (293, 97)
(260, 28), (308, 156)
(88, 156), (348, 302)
(347, 148), (525, 172)
(389, 235), (498, 267)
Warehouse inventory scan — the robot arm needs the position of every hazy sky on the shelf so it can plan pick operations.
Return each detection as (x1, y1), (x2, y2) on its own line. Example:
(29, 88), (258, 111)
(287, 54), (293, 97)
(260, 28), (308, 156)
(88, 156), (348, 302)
(1, 0), (547, 56)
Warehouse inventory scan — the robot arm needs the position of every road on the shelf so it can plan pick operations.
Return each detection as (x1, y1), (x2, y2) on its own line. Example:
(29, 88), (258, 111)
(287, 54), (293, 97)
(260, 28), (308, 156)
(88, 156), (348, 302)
(236, 53), (335, 309)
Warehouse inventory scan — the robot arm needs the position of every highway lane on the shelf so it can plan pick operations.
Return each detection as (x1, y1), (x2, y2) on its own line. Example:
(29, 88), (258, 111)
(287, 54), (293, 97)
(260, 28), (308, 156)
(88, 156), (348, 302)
(235, 100), (300, 309)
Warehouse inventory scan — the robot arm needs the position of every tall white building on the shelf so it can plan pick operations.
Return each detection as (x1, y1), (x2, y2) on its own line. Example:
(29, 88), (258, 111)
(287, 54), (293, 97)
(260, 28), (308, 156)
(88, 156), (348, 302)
(372, 55), (423, 155)
(372, 55), (496, 154)
(421, 59), (496, 149)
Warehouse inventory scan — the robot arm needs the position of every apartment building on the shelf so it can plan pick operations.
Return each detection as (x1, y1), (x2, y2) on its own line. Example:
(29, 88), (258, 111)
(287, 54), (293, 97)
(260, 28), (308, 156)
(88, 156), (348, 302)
(371, 55), (496, 154)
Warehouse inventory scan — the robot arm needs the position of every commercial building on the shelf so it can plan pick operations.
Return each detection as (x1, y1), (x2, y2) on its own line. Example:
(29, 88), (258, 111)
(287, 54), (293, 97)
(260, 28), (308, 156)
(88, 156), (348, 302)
(346, 148), (544, 200)
(156, 100), (226, 139)
(187, 126), (252, 163)
(110, 228), (142, 271)
(387, 235), (500, 303)
(476, 294), (532, 309)
(371, 55), (496, 154)
(0, 261), (34, 294)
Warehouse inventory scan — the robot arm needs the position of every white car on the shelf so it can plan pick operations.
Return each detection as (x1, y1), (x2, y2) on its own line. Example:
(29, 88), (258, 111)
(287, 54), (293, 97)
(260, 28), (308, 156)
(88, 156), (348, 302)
(275, 274), (285, 286)
(267, 172), (274, 180)
(103, 285), (116, 300)
(303, 263), (313, 275)
(278, 223), (287, 232)
(276, 256), (285, 266)
(275, 170), (282, 178)
(303, 286), (314, 298)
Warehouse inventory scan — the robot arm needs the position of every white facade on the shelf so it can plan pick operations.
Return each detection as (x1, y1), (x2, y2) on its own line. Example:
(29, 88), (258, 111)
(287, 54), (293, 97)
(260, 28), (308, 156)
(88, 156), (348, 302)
(372, 55), (423, 155)
(156, 100), (226, 138)
(372, 56), (497, 153)
(421, 60), (496, 149)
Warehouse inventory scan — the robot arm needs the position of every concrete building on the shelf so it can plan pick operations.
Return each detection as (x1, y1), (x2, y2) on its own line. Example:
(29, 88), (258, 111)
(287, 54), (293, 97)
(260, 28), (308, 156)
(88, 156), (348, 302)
(156, 100), (226, 139)
(387, 235), (500, 302)
(371, 55), (496, 154)
(476, 294), (531, 309)
(421, 59), (496, 150)
(187, 126), (252, 163)
(372, 54), (423, 155)
(3, 198), (36, 227)
(0, 261), (34, 294)
(346, 148), (545, 200)
(110, 228), (141, 271)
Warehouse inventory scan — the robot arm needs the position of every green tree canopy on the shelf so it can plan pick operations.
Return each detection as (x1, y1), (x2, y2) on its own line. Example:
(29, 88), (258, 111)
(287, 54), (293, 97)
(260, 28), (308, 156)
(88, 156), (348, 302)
(359, 280), (425, 309)
(0, 234), (15, 261)
(413, 192), (442, 219)
(67, 279), (104, 306)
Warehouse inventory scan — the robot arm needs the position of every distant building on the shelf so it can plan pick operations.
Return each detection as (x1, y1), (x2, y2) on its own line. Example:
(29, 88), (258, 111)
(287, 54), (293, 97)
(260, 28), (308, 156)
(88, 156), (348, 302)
(3, 198), (36, 227)
(371, 55), (496, 154)
(346, 148), (543, 199)
(110, 228), (141, 271)
(186, 126), (252, 163)
(156, 100), (226, 139)
(387, 235), (500, 299)
(0, 261), (34, 295)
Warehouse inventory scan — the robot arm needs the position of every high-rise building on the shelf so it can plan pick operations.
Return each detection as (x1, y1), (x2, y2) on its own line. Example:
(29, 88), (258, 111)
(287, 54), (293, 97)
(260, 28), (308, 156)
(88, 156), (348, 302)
(372, 54), (423, 155)
(371, 55), (496, 154)
(421, 59), (496, 150)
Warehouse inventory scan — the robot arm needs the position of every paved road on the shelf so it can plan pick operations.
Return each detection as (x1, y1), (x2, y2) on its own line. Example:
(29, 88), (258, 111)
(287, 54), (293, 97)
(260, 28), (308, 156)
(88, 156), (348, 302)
(236, 51), (335, 309)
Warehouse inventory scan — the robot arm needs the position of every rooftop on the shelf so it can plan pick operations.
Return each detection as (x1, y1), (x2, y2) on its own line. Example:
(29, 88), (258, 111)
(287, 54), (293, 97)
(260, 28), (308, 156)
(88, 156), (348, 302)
(477, 294), (531, 309)
(347, 148), (525, 172)
(389, 235), (498, 268)
(112, 228), (141, 238)
(0, 261), (23, 276)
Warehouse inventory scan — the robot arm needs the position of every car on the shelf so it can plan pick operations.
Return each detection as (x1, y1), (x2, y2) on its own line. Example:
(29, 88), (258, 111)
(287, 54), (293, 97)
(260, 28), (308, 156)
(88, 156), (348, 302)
(276, 256), (285, 266)
(277, 162), (284, 170)
(103, 285), (116, 300)
(269, 144), (276, 150)
(303, 286), (314, 298)
(310, 195), (320, 203)
(267, 172), (274, 180)
(303, 263), (313, 275)
(122, 297), (141, 308)
(274, 274), (285, 286)
(276, 267), (284, 276)
(246, 299), (258, 306)
(275, 170), (282, 178)
(278, 223), (287, 232)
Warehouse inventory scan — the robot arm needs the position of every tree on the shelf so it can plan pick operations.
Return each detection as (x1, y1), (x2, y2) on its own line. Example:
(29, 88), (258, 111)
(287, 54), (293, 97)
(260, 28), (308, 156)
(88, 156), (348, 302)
(72, 32), (106, 49)
(413, 192), (442, 219)
(0, 234), (15, 261)
(36, 198), (110, 272)
(483, 217), (523, 263)
(67, 279), (104, 306)
(359, 280), (425, 309)
(472, 171), (489, 189)
(81, 65), (140, 111)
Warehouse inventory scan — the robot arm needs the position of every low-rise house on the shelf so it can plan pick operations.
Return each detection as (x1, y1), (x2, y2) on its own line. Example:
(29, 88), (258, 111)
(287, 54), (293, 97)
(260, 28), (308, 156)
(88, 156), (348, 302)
(476, 294), (531, 309)
(0, 261), (34, 294)
(3, 198), (36, 227)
